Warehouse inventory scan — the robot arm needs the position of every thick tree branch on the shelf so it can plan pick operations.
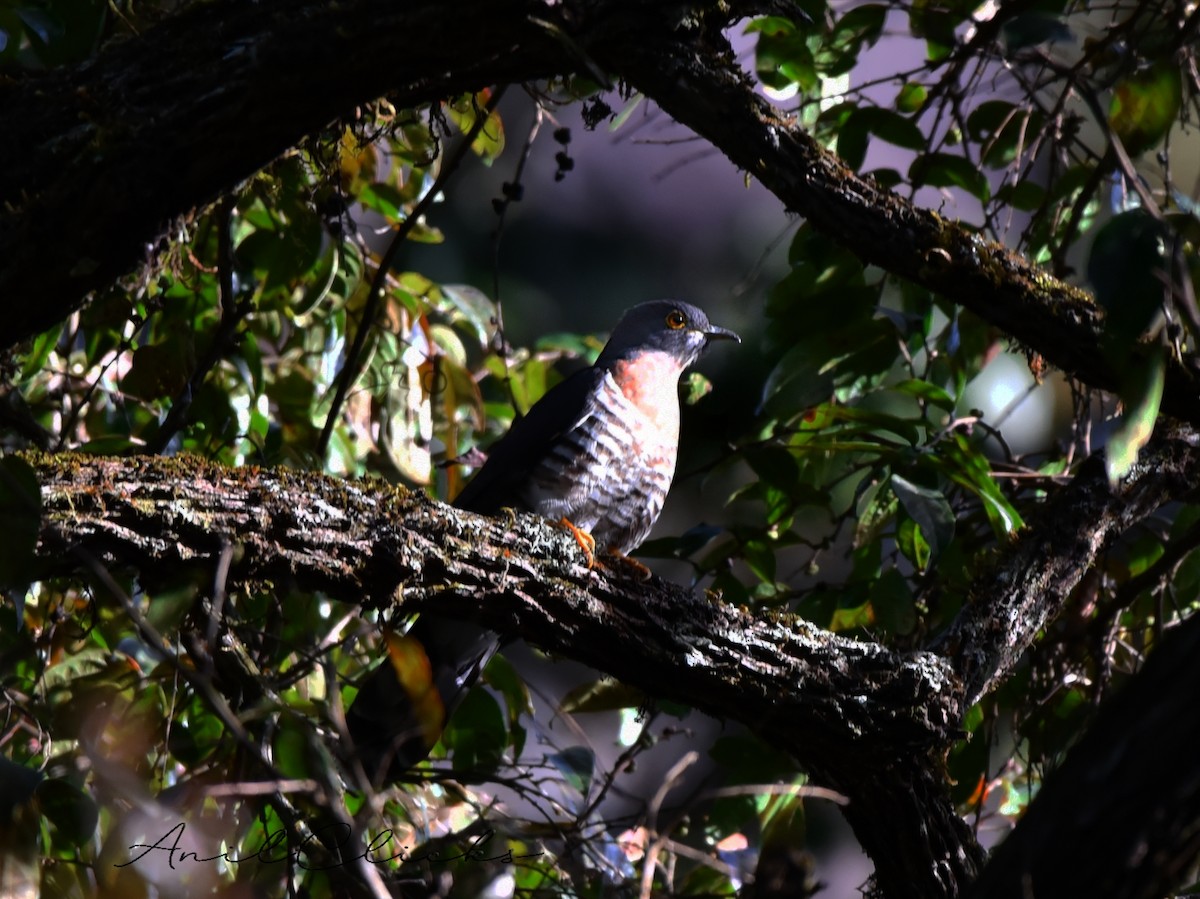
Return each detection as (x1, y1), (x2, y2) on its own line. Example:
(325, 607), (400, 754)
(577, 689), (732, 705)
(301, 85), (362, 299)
(966, 607), (1200, 899)
(5, 1), (1199, 426)
(942, 425), (1200, 705)
(29, 452), (962, 762)
(31, 450), (975, 897)
(598, 22), (1200, 424)
(26, 436), (1200, 899)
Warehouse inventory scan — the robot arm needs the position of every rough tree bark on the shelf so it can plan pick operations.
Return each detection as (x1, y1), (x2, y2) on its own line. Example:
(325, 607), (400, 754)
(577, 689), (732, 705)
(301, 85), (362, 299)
(23, 426), (1200, 899)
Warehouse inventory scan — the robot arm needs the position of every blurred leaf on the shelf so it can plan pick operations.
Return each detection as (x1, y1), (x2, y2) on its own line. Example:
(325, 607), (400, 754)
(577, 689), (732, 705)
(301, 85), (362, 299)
(36, 778), (98, 844)
(910, 152), (990, 201)
(748, 16), (817, 92)
(1088, 210), (1168, 354)
(273, 714), (313, 779)
(548, 746), (594, 796)
(1106, 347), (1164, 483)
(742, 537), (777, 582)
(872, 568), (917, 635)
(683, 371), (713, 405)
(443, 686), (507, 773)
(1109, 61), (1182, 154)
(447, 91), (505, 162)
(441, 283), (496, 346)
(560, 678), (644, 714)
(0, 455), (41, 587)
(838, 107), (925, 170)
(995, 181), (1046, 212)
(123, 337), (193, 402)
(358, 182), (408, 222)
(896, 82), (928, 113)
(830, 598), (874, 631)
(890, 378), (955, 412)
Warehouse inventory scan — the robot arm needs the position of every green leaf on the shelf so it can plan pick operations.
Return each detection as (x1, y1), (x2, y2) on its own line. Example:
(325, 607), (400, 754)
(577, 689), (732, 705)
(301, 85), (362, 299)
(1106, 347), (1165, 483)
(446, 91), (506, 162)
(559, 678), (644, 714)
(910, 153), (990, 201)
(890, 473), (955, 563)
(890, 378), (956, 412)
(873, 568), (916, 636)
(896, 82), (928, 113)
(838, 107), (925, 170)
(995, 181), (1046, 212)
(273, 715), (313, 779)
(830, 598), (874, 631)
(0, 455), (41, 587)
(123, 338), (193, 401)
(748, 16), (818, 92)
(443, 686), (507, 773)
(741, 537), (777, 583)
(1109, 61), (1182, 154)
(36, 778), (98, 845)
(1088, 210), (1168, 353)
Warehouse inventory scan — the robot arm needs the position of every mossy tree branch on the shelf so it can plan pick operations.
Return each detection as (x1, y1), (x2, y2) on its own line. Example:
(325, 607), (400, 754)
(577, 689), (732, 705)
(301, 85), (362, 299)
(24, 431), (1200, 898)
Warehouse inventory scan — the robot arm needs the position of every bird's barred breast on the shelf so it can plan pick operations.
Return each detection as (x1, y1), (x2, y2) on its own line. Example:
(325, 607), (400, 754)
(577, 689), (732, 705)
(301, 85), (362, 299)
(523, 372), (677, 554)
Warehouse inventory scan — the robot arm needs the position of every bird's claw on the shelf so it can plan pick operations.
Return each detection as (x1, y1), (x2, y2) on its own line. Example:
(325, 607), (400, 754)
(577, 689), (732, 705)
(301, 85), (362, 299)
(558, 517), (597, 568)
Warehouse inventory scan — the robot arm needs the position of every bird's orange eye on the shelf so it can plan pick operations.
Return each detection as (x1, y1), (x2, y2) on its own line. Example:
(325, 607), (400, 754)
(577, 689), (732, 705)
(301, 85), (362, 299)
(665, 311), (687, 330)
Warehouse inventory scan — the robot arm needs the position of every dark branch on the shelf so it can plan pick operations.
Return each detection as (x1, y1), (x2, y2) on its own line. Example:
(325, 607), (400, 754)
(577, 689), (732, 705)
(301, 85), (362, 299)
(29, 452), (962, 763)
(941, 425), (1200, 705)
(27, 434), (1200, 898)
(966, 607), (1200, 899)
(5, 1), (1200, 426)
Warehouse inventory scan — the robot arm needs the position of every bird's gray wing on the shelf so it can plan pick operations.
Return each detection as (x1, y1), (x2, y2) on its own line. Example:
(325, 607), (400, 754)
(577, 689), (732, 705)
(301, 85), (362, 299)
(452, 365), (606, 514)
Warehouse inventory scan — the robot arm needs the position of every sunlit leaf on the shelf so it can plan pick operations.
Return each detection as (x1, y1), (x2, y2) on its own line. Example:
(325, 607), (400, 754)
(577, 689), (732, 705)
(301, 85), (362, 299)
(1106, 347), (1165, 483)
(896, 82), (928, 113)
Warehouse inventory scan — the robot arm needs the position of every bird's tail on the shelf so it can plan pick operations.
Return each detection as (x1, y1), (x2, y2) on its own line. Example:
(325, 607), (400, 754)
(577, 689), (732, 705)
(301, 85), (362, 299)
(345, 618), (500, 784)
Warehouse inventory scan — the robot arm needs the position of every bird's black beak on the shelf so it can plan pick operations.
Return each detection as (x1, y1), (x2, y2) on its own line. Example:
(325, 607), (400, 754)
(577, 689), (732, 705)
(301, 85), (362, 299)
(704, 324), (741, 344)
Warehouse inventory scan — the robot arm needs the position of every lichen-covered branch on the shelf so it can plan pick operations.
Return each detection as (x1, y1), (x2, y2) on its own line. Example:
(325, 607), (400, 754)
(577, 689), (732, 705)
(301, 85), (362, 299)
(942, 425), (1200, 706)
(30, 452), (961, 760)
(26, 439), (1200, 899)
(965, 608), (1200, 899)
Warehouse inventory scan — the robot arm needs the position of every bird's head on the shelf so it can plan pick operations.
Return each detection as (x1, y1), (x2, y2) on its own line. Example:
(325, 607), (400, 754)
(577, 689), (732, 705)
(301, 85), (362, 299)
(596, 300), (740, 370)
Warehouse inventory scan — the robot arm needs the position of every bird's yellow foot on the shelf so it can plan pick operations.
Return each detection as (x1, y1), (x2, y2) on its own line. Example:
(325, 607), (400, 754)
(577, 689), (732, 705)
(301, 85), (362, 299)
(558, 517), (597, 568)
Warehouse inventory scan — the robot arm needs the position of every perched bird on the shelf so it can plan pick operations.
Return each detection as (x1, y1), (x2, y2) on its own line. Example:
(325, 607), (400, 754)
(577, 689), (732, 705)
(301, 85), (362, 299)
(346, 300), (739, 782)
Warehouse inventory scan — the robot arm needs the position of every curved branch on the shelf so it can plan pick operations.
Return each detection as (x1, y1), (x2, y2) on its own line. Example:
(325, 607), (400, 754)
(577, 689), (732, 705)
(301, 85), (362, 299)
(942, 425), (1200, 705)
(5, 0), (1200, 427)
(599, 23), (1200, 424)
(28, 434), (1200, 898)
(29, 452), (962, 762)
